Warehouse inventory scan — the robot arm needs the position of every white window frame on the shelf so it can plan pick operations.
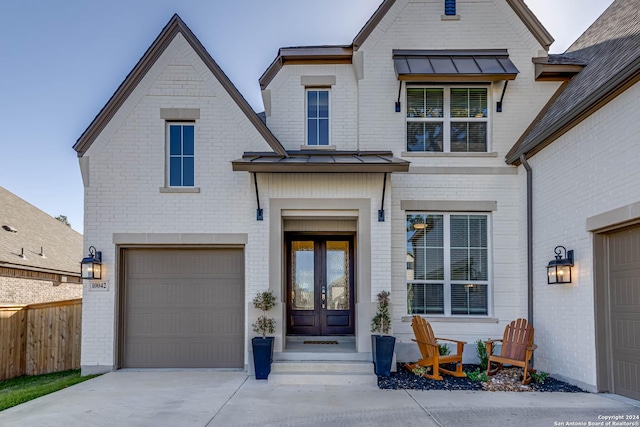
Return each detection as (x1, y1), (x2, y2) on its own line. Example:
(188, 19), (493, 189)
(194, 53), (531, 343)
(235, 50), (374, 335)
(166, 122), (195, 188)
(406, 212), (493, 317)
(305, 89), (331, 146)
(405, 85), (491, 153)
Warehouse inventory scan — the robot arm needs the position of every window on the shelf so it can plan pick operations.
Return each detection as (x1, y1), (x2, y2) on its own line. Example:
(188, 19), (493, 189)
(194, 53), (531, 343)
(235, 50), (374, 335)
(307, 90), (329, 146)
(406, 87), (488, 152)
(168, 123), (195, 187)
(406, 213), (489, 315)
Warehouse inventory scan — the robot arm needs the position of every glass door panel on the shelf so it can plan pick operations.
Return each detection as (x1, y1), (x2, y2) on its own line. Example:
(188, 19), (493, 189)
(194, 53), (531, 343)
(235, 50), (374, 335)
(291, 241), (314, 310)
(326, 241), (349, 311)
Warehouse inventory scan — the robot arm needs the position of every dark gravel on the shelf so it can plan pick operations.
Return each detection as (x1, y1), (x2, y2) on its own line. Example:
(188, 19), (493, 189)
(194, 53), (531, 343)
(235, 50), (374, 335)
(378, 363), (586, 392)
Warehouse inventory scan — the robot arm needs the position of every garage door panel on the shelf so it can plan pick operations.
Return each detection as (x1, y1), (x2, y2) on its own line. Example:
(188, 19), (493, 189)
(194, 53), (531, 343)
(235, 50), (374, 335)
(609, 226), (640, 400)
(127, 339), (244, 369)
(123, 248), (244, 368)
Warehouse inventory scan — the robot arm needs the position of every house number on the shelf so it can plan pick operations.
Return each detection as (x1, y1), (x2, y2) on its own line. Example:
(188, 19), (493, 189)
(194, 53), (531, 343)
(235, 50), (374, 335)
(89, 281), (109, 292)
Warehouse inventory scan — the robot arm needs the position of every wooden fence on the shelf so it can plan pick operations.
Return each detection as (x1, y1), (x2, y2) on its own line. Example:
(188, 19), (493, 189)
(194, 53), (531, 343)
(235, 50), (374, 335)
(0, 299), (82, 381)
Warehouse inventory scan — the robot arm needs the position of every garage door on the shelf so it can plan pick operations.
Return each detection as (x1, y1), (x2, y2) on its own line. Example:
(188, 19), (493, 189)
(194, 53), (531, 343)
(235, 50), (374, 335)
(609, 226), (640, 400)
(122, 248), (244, 368)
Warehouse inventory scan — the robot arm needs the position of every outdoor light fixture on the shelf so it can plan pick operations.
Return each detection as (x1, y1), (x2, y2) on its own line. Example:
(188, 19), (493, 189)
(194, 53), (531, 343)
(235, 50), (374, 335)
(547, 246), (574, 284)
(81, 246), (102, 280)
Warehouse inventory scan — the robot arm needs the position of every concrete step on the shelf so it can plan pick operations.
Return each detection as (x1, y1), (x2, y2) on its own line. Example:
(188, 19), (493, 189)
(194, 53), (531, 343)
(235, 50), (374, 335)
(268, 360), (378, 386)
(274, 351), (372, 362)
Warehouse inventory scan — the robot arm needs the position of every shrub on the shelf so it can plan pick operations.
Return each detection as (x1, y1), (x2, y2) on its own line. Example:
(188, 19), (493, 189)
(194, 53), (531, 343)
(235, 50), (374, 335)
(438, 344), (451, 356)
(252, 290), (277, 338)
(371, 291), (391, 335)
(531, 371), (549, 384)
(476, 339), (493, 371)
(466, 368), (489, 382)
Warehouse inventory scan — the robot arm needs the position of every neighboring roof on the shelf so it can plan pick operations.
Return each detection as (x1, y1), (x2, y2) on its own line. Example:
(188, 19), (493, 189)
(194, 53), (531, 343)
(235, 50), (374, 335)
(0, 187), (83, 275)
(507, 0), (640, 164)
(232, 151), (410, 173)
(73, 14), (288, 158)
(393, 50), (519, 82)
(258, 46), (353, 90)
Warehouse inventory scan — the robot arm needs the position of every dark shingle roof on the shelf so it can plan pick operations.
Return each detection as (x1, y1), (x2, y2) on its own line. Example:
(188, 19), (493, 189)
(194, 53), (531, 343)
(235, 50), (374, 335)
(506, 0), (640, 165)
(0, 187), (83, 275)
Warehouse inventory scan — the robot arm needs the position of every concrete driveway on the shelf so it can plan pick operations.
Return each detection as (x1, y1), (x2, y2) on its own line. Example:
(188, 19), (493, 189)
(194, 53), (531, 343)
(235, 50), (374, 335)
(1, 371), (638, 426)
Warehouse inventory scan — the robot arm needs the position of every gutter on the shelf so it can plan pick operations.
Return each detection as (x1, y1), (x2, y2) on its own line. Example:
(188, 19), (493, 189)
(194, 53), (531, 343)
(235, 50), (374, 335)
(520, 154), (533, 325)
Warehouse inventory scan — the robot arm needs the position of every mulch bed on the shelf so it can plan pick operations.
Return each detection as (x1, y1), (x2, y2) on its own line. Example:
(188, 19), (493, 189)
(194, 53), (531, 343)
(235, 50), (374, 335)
(378, 363), (586, 392)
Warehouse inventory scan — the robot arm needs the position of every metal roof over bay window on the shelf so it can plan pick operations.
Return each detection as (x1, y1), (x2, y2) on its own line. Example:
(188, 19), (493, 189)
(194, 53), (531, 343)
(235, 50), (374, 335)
(393, 50), (519, 82)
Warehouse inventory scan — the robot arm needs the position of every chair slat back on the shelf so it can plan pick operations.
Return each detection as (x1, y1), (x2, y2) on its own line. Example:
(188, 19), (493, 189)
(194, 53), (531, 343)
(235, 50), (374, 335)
(501, 318), (534, 361)
(411, 316), (437, 358)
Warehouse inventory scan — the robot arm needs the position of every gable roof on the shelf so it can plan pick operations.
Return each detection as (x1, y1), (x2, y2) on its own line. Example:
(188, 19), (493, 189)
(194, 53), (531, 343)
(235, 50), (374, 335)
(352, 0), (553, 51)
(73, 14), (288, 158)
(506, 0), (640, 165)
(0, 187), (83, 275)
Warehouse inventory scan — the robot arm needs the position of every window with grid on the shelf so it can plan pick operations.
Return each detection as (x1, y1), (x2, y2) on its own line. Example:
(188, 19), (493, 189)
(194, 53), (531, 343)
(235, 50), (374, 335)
(406, 213), (489, 316)
(307, 90), (329, 146)
(168, 123), (195, 187)
(406, 87), (488, 153)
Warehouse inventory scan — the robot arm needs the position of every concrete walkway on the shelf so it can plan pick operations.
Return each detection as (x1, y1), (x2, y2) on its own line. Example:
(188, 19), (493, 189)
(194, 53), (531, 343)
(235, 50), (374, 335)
(1, 372), (638, 426)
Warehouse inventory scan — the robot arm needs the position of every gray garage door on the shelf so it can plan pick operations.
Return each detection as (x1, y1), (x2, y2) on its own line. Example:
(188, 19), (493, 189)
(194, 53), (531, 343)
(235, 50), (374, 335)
(122, 248), (244, 368)
(609, 226), (640, 400)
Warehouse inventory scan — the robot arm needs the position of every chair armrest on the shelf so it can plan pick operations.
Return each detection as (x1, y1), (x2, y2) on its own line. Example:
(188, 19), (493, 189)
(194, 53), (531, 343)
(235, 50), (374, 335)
(435, 337), (467, 344)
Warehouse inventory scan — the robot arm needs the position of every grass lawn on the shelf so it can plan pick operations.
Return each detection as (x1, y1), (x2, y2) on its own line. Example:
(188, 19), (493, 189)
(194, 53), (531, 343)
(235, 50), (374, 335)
(0, 370), (99, 411)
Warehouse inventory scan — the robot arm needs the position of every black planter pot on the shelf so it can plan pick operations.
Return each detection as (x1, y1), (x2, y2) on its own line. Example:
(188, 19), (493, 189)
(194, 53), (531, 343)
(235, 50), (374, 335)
(371, 334), (396, 377)
(251, 337), (274, 380)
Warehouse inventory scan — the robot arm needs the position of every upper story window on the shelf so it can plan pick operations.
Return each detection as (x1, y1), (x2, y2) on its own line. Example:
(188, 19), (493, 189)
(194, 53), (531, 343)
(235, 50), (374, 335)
(306, 90), (329, 146)
(406, 213), (489, 316)
(406, 86), (488, 153)
(168, 123), (195, 187)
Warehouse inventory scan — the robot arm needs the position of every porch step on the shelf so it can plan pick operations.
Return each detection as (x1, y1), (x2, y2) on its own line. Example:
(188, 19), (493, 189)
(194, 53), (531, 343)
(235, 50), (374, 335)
(268, 360), (378, 386)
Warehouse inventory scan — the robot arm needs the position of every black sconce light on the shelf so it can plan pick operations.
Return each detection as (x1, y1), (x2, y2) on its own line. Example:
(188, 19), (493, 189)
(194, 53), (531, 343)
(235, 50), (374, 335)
(81, 246), (102, 280)
(547, 246), (574, 284)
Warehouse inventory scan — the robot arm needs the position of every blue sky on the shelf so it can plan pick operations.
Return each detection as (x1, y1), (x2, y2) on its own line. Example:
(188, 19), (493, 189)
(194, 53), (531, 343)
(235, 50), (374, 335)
(0, 0), (613, 234)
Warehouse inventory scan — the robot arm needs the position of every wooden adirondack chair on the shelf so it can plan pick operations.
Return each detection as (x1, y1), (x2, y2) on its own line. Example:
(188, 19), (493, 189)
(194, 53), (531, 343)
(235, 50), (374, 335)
(404, 316), (466, 380)
(485, 318), (537, 384)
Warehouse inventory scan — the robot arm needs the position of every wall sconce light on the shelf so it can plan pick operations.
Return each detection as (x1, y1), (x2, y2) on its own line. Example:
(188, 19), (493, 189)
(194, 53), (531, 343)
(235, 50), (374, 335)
(547, 246), (574, 284)
(81, 246), (102, 280)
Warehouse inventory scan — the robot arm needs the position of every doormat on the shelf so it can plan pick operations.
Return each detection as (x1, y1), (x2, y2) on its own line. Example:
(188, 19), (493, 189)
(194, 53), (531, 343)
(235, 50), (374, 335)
(303, 340), (339, 345)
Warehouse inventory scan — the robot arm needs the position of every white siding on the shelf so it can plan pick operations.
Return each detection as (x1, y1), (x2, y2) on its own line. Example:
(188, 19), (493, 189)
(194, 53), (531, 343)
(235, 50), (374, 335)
(526, 81), (640, 389)
(81, 33), (273, 371)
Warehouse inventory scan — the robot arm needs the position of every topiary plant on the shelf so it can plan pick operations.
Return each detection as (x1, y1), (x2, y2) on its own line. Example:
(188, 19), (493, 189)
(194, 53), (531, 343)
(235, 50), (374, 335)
(371, 291), (391, 335)
(252, 290), (277, 338)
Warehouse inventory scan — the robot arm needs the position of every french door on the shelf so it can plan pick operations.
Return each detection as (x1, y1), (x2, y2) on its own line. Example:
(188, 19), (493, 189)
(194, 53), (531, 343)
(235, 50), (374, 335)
(286, 234), (355, 335)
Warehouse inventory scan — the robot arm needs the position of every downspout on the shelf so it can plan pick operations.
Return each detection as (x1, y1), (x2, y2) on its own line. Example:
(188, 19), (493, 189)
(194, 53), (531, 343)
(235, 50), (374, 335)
(520, 154), (533, 325)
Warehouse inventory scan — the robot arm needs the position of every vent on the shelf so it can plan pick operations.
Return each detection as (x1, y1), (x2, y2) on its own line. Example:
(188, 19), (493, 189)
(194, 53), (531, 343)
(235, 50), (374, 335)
(444, 0), (456, 15)
(2, 225), (17, 233)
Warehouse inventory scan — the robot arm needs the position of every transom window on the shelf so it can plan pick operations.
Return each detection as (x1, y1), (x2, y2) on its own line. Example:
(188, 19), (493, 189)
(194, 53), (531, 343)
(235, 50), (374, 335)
(307, 90), (329, 146)
(406, 213), (489, 316)
(406, 87), (488, 152)
(168, 123), (195, 187)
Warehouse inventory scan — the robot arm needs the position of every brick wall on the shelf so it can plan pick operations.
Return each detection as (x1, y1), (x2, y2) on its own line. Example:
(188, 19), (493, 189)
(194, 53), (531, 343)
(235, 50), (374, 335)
(0, 275), (82, 305)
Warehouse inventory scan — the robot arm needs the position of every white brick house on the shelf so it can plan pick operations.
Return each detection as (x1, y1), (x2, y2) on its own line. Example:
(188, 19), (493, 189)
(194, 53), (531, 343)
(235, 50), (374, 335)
(75, 0), (639, 400)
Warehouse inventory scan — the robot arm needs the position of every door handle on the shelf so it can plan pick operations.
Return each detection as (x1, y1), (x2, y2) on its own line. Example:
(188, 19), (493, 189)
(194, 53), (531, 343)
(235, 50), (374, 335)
(322, 292), (326, 309)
